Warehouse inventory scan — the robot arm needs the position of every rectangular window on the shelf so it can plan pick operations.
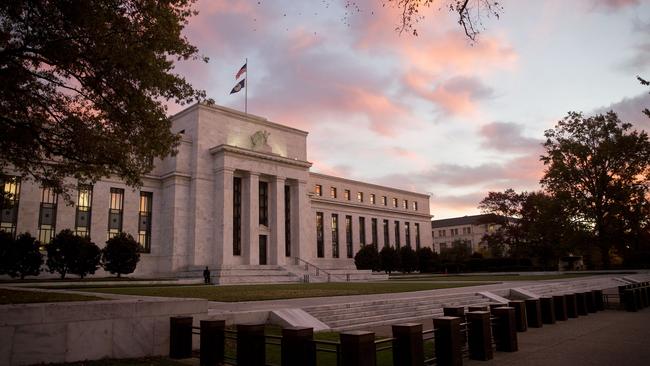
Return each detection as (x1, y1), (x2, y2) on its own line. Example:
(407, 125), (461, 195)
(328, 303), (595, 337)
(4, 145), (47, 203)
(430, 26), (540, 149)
(438, 229), (446, 237)
(403, 200), (407, 209)
(451, 228), (459, 236)
(383, 219), (389, 247)
(233, 177), (242, 256)
(462, 226), (472, 234)
(330, 187), (337, 198)
(75, 185), (93, 237)
(259, 181), (268, 226)
(413, 201), (418, 211)
(381, 196), (387, 206)
(138, 192), (153, 252)
(331, 214), (339, 258)
(405, 222), (411, 248)
(346, 215), (353, 258)
(392, 197), (398, 208)
(316, 212), (324, 258)
(359, 216), (366, 245)
(415, 223), (421, 250)
(108, 188), (124, 239)
(357, 192), (364, 202)
(0, 176), (20, 237)
(344, 189), (350, 200)
(371, 218), (378, 249)
(315, 184), (322, 196)
(394, 220), (401, 248)
(284, 185), (291, 257)
(38, 187), (57, 245)
(370, 194), (375, 204)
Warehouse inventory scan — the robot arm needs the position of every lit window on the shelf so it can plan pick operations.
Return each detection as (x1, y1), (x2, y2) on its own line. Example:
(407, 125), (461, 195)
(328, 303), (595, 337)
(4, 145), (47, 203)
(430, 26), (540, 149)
(38, 187), (57, 245)
(330, 187), (337, 198)
(392, 198), (398, 208)
(75, 185), (93, 237)
(315, 184), (322, 196)
(413, 201), (418, 211)
(381, 196), (387, 206)
(357, 192), (364, 202)
(108, 188), (124, 239)
(138, 192), (153, 252)
(344, 189), (350, 200)
(403, 200), (408, 209)
(331, 214), (339, 258)
(370, 194), (375, 204)
(0, 176), (20, 237)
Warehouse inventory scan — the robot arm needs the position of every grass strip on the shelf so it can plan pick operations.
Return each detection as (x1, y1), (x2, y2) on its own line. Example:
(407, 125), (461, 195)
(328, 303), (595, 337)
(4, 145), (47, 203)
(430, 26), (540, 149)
(0, 288), (103, 305)
(73, 282), (489, 302)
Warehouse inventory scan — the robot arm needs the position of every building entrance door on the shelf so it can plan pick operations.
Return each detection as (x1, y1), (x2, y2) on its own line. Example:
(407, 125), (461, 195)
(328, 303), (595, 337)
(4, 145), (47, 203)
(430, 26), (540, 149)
(259, 235), (267, 265)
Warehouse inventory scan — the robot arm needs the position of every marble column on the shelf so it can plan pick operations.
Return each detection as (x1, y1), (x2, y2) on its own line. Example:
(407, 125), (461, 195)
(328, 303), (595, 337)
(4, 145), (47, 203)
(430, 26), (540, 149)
(293, 179), (312, 260)
(213, 168), (234, 267)
(270, 176), (286, 265)
(242, 172), (259, 265)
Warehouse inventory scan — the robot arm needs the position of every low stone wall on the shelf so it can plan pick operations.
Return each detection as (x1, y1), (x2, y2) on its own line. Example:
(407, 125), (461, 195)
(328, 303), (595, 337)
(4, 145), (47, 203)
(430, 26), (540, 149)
(0, 297), (208, 366)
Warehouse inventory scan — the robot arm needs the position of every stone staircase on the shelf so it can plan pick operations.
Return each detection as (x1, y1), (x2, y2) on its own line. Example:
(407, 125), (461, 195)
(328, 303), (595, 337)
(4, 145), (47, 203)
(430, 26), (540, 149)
(284, 265), (388, 283)
(177, 265), (301, 285)
(518, 276), (625, 297)
(302, 292), (491, 331)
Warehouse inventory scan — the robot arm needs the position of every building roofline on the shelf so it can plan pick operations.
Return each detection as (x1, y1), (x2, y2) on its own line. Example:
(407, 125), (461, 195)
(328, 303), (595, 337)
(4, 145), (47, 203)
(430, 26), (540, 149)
(309, 172), (430, 199)
(430, 213), (506, 228)
(170, 102), (309, 136)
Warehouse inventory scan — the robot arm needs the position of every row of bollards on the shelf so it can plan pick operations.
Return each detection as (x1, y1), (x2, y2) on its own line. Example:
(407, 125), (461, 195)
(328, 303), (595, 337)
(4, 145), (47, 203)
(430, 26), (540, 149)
(618, 282), (650, 312)
(169, 289), (608, 366)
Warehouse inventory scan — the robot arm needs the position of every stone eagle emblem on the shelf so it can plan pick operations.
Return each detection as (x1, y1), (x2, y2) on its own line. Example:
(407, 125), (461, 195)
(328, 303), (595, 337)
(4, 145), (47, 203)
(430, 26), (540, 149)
(250, 130), (272, 153)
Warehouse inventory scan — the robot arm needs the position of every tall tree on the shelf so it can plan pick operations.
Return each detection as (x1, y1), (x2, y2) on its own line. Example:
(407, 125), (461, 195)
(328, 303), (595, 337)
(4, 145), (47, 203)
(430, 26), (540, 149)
(478, 189), (526, 258)
(1, 0), (207, 198)
(540, 111), (650, 267)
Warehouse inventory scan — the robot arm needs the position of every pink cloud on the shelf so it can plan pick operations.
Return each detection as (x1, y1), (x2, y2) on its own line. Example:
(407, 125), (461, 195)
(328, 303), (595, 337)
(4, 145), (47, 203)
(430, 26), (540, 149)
(479, 122), (543, 153)
(405, 74), (494, 117)
(589, 0), (640, 10)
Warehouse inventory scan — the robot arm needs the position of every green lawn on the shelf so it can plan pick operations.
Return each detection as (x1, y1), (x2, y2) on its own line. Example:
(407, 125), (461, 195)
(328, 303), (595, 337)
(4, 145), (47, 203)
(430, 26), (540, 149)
(73, 281), (489, 302)
(0, 288), (104, 305)
(389, 273), (598, 282)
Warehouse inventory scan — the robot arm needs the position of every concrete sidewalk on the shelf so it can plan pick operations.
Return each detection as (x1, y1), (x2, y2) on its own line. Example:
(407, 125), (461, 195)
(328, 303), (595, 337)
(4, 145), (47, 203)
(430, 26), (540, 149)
(464, 308), (650, 366)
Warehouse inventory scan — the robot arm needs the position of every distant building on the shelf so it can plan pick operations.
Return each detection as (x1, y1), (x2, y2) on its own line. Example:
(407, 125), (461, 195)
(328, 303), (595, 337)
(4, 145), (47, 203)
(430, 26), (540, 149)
(431, 214), (505, 253)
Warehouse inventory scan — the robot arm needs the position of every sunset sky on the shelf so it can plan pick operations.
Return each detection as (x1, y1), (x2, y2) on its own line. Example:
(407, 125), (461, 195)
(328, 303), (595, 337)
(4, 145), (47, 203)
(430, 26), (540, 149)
(172, 0), (650, 219)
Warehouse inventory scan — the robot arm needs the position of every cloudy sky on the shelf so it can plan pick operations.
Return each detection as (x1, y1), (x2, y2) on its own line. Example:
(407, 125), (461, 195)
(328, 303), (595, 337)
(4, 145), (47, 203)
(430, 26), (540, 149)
(171, 0), (650, 219)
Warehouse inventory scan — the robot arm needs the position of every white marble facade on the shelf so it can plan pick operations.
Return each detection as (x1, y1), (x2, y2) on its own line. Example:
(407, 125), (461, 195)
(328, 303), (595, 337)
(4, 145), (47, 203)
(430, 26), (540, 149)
(2, 103), (433, 276)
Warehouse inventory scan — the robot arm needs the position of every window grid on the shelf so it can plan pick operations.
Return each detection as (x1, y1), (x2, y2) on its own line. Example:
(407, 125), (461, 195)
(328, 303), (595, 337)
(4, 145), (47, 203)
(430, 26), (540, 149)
(344, 190), (350, 201)
(138, 192), (153, 252)
(316, 212), (324, 258)
(359, 217), (366, 245)
(315, 184), (322, 196)
(345, 215), (353, 258)
(108, 188), (124, 239)
(394, 220), (400, 249)
(370, 194), (375, 204)
(0, 176), (20, 237)
(233, 177), (242, 256)
(38, 187), (57, 245)
(330, 187), (337, 199)
(284, 185), (291, 257)
(371, 218), (378, 250)
(75, 185), (93, 237)
(331, 214), (339, 258)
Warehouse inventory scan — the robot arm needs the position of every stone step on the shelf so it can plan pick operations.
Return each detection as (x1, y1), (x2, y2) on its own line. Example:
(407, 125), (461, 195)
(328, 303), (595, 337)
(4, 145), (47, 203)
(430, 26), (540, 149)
(305, 295), (484, 317)
(303, 292), (483, 312)
(216, 275), (300, 285)
(313, 298), (488, 323)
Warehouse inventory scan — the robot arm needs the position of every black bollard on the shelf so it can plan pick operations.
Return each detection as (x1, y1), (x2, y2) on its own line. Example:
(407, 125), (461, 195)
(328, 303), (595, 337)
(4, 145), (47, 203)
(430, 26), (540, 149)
(392, 323), (424, 366)
(282, 327), (316, 366)
(508, 300), (528, 332)
(585, 291), (597, 313)
(466, 311), (493, 361)
(553, 295), (568, 321)
(492, 307), (518, 352)
(565, 294), (578, 318)
(237, 324), (266, 366)
(576, 292), (588, 316)
(200, 320), (225, 366)
(468, 305), (489, 312)
(340, 331), (376, 366)
(169, 316), (193, 359)
(525, 298), (543, 328)
(540, 297), (556, 324)
(433, 316), (463, 366)
(624, 289), (638, 312)
(592, 290), (605, 311)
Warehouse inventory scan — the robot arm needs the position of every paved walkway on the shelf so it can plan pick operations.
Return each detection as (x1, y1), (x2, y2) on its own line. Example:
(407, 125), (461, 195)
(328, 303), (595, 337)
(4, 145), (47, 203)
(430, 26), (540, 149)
(464, 308), (650, 366)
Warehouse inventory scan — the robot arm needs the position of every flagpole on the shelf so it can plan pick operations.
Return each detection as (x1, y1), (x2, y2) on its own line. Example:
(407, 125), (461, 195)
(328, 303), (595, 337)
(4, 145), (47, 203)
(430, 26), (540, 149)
(245, 57), (248, 114)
